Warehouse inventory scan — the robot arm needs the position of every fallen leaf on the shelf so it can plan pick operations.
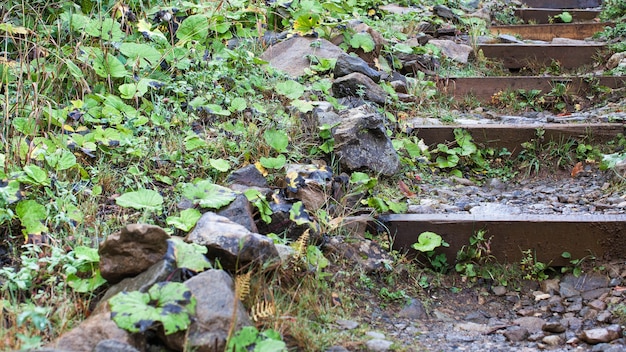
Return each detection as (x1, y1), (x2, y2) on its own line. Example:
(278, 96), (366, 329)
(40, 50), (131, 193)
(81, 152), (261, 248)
(331, 292), (342, 306)
(571, 161), (583, 178)
(398, 180), (416, 198)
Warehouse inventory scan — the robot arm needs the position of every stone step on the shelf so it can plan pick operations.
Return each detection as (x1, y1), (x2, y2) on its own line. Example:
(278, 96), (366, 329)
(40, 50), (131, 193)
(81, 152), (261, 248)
(489, 22), (612, 41)
(478, 43), (606, 69)
(518, 0), (602, 9)
(514, 8), (601, 24)
(408, 123), (624, 155)
(436, 76), (626, 103)
(378, 213), (626, 266)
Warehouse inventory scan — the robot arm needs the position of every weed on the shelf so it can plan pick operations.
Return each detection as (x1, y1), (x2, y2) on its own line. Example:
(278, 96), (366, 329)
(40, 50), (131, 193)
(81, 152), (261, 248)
(519, 249), (551, 281)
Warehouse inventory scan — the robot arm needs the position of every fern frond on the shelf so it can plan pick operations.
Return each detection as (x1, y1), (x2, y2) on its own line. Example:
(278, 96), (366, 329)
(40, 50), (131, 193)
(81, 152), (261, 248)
(292, 229), (310, 260)
(235, 271), (251, 301)
(251, 300), (276, 322)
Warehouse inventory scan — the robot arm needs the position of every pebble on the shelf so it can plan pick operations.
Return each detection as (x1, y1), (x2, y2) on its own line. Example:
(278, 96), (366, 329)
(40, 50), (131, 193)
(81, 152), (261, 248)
(365, 339), (393, 352)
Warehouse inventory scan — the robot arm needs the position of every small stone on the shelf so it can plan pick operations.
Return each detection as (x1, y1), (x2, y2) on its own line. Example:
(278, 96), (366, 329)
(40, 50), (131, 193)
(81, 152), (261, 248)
(399, 299), (428, 319)
(366, 331), (386, 339)
(533, 291), (551, 301)
(588, 299), (607, 311)
(543, 321), (566, 333)
(336, 319), (359, 330)
(541, 279), (560, 294)
(559, 282), (581, 298)
(542, 335), (563, 346)
(596, 310), (612, 323)
(492, 286), (507, 296)
(579, 324), (623, 344)
(365, 339), (393, 352)
(504, 326), (529, 342)
(513, 317), (546, 334)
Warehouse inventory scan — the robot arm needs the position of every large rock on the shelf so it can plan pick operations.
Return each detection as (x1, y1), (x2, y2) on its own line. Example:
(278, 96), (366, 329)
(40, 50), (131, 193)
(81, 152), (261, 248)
(100, 259), (177, 304)
(332, 72), (388, 105)
(333, 107), (400, 176)
(99, 224), (170, 284)
(48, 303), (143, 351)
(334, 53), (381, 82)
(164, 270), (252, 352)
(260, 36), (344, 77)
(185, 212), (279, 270)
(217, 193), (258, 233)
(428, 39), (473, 64)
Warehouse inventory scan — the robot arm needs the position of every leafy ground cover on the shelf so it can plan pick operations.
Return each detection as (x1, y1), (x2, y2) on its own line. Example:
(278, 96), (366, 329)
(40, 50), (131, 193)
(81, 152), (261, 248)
(1, 0), (625, 350)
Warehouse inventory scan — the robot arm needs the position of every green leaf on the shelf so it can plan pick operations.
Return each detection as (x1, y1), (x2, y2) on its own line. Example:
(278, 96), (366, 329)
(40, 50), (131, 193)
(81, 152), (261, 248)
(349, 32), (375, 53)
(229, 97), (247, 112)
(67, 271), (107, 293)
(16, 200), (48, 235)
(289, 201), (310, 225)
(264, 129), (289, 153)
(167, 237), (212, 272)
(209, 158), (230, 172)
(393, 43), (414, 54)
(555, 11), (573, 23)
(45, 149), (77, 171)
(226, 326), (259, 350)
(182, 180), (237, 209)
(412, 231), (443, 252)
(0, 179), (21, 205)
(290, 99), (314, 113)
(255, 339), (287, 352)
(119, 43), (163, 68)
(435, 154), (459, 168)
(166, 208), (202, 232)
(115, 189), (163, 212)
(119, 79), (151, 99)
(260, 155), (286, 169)
(454, 129), (477, 156)
(275, 80), (305, 100)
(176, 14), (210, 43)
(293, 13), (320, 35)
(64, 59), (84, 79)
(21, 165), (50, 186)
(92, 52), (128, 78)
(110, 282), (196, 335)
(306, 245), (329, 270)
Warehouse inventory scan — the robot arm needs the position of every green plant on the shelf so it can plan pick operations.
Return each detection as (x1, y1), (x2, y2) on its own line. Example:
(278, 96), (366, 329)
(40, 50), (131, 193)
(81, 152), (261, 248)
(455, 230), (494, 281)
(412, 231), (450, 273)
(519, 249), (550, 281)
(109, 282), (196, 335)
(226, 326), (287, 352)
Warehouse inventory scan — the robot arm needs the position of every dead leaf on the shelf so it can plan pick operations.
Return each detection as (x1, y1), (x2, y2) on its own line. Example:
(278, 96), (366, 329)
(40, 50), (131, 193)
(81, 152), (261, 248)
(331, 292), (342, 306)
(571, 161), (583, 178)
(398, 180), (416, 198)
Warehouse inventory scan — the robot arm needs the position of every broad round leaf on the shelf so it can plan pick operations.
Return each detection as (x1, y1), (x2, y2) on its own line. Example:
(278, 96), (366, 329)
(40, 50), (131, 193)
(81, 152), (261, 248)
(115, 189), (163, 212)
(182, 180), (237, 209)
(412, 231), (443, 252)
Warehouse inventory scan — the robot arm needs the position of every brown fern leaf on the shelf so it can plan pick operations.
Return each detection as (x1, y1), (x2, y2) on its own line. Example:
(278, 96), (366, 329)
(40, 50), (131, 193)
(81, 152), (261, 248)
(291, 229), (310, 260)
(235, 271), (251, 301)
(251, 300), (276, 322)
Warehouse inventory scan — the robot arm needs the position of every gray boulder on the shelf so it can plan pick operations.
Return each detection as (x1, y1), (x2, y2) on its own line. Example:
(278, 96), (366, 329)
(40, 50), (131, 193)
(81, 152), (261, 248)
(164, 270), (252, 352)
(334, 53), (381, 82)
(100, 259), (177, 303)
(332, 72), (388, 105)
(217, 193), (258, 233)
(333, 107), (400, 176)
(428, 39), (473, 64)
(99, 224), (170, 284)
(261, 36), (344, 77)
(185, 212), (279, 271)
